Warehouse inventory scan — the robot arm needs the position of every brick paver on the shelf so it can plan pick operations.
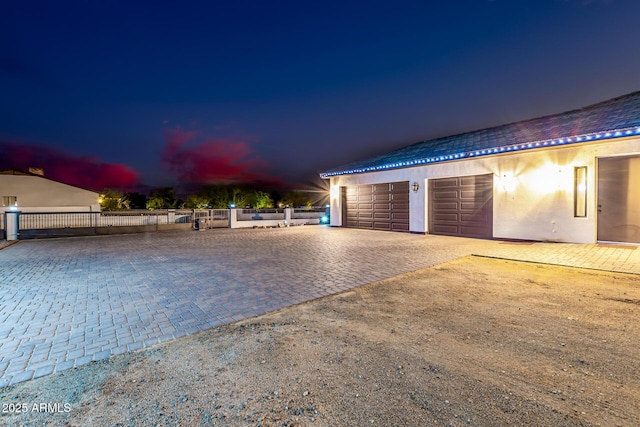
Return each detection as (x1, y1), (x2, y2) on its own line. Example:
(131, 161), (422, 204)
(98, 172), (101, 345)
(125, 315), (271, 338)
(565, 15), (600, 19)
(0, 227), (638, 387)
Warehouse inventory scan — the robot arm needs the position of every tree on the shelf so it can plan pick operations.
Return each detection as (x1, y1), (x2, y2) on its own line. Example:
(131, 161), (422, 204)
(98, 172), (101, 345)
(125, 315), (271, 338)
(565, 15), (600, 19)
(203, 185), (231, 209)
(280, 191), (312, 208)
(124, 192), (147, 210)
(99, 189), (127, 211)
(146, 187), (176, 210)
(185, 193), (211, 209)
(230, 187), (251, 208)
(253, 191), (274, 209)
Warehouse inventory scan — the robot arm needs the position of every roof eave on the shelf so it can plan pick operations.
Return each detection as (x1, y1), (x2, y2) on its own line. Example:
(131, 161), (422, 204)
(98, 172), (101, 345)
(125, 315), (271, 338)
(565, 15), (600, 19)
(319, 126), (640, 178)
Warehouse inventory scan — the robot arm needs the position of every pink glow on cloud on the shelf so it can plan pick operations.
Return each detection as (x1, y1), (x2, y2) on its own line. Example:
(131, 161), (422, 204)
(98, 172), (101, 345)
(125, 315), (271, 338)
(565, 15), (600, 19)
(0, 140), (139, 190)
(161, 128), (282, 185)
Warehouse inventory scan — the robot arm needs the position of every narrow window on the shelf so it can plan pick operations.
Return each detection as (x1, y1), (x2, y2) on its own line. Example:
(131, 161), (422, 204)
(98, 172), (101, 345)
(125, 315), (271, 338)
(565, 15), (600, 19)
(574, 166), (587, 217)
(2, 196), (18, 207)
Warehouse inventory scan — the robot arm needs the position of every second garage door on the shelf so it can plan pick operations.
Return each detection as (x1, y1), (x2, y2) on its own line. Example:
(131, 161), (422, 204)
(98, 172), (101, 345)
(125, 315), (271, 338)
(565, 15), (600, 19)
(429, 174), (493, 239)
(344, 181), (409, 232)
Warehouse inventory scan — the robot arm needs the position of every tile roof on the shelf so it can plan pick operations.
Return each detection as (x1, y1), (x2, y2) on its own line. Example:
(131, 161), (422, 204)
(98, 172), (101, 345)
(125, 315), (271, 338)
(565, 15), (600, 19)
(320, 91), (640, 178)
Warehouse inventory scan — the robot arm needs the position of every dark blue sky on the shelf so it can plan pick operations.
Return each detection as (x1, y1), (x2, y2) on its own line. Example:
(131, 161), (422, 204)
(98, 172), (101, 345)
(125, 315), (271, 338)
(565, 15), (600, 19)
(2, 0), (640, 191)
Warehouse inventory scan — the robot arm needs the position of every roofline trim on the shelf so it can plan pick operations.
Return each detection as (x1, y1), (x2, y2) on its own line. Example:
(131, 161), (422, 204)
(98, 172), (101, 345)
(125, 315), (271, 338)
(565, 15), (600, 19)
(319, 126), (640, 178)
(0, 168), (101, 195)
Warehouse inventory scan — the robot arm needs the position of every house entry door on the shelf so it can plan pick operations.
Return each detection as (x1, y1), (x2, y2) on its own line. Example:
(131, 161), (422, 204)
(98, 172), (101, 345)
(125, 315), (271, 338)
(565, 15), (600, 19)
(597, 156), (640, 243)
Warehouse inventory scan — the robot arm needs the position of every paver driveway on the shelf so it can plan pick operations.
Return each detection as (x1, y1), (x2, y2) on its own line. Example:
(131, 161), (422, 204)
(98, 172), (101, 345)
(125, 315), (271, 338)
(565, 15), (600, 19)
(1, 226), (639, 387)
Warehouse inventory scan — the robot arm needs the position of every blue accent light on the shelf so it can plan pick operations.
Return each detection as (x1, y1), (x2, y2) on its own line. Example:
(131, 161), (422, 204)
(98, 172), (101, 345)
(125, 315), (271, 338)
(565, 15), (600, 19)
(321, 126), (639, 178)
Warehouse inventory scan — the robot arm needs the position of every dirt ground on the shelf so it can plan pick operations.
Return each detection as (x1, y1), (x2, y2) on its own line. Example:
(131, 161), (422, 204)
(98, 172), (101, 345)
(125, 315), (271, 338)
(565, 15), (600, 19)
(1, 255), (639, 427)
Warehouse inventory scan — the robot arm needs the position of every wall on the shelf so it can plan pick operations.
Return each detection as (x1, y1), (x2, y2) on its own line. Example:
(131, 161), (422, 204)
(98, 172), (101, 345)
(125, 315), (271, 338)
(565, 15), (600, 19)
(0, 174), (99, 211)
(328, 136), (640, 243)
(229, 208), (321, 228)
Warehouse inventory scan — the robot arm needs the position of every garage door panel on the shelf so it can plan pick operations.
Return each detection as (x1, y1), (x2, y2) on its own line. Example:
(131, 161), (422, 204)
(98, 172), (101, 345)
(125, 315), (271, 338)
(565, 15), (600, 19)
(391, 212), (409, 219)
(460, 226), (491, 236)
(433, 190), (459, 200)
(433, 178), (459, 188)
(460, 189), (488, 199)
(373, 222), (391, 231)
(391, 182), (409, 190)
(434, 213), (459, 222)
(432, 224), (459, 234)
(460, 212), (490, 222)
(391, 192), (409, 201)
(343, 181), (409, 232)
(374, 211), (391, 219)
(391, 223), (410, 231)
(432, 201), (458, 211)
(460, 176), (481, 186)
(373, 202), (391, 210)
(429, 174), (493, 239)
(460, 201), (489, 210)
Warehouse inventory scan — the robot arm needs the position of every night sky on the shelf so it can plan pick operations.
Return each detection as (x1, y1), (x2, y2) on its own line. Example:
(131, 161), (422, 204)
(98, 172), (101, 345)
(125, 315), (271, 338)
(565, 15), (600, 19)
(2, 1), (640, 193)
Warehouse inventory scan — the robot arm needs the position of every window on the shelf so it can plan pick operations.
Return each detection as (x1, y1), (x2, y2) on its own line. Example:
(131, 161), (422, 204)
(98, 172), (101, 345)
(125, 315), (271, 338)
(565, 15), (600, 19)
(574, 167), (587, 217)
(2, 196), (18, 207)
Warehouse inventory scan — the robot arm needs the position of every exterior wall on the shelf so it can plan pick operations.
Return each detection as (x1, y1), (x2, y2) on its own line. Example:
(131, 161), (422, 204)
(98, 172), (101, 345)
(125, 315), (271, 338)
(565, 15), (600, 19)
(0, 174), (99, 212)
(328, 136), (640, 243)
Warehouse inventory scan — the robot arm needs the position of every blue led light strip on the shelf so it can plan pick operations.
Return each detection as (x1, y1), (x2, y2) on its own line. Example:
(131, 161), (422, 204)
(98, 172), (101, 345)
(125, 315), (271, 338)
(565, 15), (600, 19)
(319, 126), (640, 178)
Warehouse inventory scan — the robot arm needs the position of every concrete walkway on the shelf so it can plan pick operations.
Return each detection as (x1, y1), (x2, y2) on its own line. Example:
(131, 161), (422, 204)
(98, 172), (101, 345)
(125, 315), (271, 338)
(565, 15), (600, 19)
(0, 227), (638, 387)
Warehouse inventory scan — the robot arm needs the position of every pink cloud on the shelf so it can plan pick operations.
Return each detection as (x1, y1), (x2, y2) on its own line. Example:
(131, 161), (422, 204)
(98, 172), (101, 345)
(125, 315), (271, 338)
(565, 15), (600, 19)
(161, 128), (282, 185)
(0, 139), (139, 190)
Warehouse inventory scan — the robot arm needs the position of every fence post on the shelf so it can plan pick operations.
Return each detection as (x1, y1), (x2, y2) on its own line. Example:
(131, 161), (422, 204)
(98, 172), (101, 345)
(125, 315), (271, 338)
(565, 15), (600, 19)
(6, 211), (20, 241)
(229, 208), (238, 228)
(285, 207), (292, 226)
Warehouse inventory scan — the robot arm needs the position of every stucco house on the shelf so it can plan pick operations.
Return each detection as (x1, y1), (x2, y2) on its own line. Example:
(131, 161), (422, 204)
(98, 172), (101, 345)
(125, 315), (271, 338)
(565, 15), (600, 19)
(321, 91), (640, 244)
(0, 169), (100, 213)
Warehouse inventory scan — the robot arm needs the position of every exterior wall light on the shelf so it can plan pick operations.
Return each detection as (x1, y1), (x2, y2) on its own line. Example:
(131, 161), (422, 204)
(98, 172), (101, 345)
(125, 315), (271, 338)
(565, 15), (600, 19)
(412, 182), (420, 192)
(498, 173), (517, 192)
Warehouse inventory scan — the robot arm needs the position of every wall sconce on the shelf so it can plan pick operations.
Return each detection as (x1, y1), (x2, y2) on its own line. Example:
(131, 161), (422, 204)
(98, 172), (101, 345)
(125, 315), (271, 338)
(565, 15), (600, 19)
(412, 182), (420, 192)
(498, 173), (517, 192)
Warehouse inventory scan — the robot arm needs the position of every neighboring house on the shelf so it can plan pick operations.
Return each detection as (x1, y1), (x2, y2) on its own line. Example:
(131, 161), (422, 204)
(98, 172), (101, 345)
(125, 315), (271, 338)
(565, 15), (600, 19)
(0, 169), (100, 213)
(321, 91), (640, 244)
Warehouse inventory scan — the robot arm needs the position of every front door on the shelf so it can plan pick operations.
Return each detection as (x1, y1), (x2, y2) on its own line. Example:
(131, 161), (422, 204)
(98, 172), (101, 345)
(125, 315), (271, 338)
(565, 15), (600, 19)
(597, 156), (640, 243)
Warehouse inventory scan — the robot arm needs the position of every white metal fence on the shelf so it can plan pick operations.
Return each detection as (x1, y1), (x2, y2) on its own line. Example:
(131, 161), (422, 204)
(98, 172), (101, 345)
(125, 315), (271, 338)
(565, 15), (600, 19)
(17, 210), (196, 229)
(2, 207), (326, 239)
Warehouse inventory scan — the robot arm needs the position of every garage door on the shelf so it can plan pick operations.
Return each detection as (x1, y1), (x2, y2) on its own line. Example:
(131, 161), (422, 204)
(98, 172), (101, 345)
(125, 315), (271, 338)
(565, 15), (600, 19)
(344, 181), (409, 232)
(429, 174), (493, 239)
